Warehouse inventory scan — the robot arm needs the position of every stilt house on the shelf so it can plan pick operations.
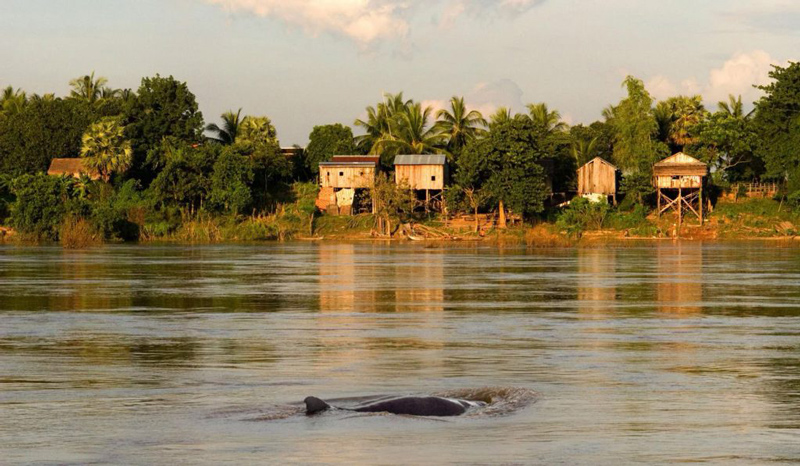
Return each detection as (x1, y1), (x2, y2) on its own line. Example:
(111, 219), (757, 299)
(653, 152), (708, 225)
(394, 154), (448, 211)
(317, 156), (380, 215)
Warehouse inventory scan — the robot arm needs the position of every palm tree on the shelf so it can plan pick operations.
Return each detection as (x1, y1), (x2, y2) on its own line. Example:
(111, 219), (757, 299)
(718, 94), (753, 120)
(488, 107), (513, 129)
(28, 93), (55, 104)
(238, 115), (278, 146)
(655, 96), (707, 149)
(354, 92), (412, 154)
(100, 87), (122, 100)
(206, 109), (243, 145)
(69, 72), (109, 103)
(0, 86), (27, 117)
(434, 96), (487, 156)
(526, 103), (568, 133)
(571, 137), (599, 166)
(80, 117), (133, 181)
(375, 102), (445, 155)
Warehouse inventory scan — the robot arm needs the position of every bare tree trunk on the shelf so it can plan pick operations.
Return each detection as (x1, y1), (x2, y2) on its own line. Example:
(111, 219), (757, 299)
(498, 200), (507, 229)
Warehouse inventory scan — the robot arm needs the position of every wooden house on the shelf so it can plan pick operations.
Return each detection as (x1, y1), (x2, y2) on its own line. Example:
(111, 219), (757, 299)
(320, 156), (379, 189)
(317, 156), (380, 215)
(47, 158), (100, 180)
(653, 152), (708, 225)
(394, 154), (447, 211)
(577, 157), (619, 204)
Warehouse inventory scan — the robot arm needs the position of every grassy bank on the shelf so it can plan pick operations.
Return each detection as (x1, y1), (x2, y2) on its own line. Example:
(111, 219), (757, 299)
(3, 197), (800, 248)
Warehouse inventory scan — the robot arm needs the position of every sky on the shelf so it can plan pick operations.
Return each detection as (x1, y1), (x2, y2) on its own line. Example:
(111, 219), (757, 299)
(1, 0), (798, 145)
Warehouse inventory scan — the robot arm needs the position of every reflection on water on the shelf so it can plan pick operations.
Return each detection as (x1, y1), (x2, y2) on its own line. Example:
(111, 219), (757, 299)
(1, 242), (800, 464)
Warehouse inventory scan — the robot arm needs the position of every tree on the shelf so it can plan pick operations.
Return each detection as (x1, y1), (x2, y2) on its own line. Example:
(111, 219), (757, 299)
(0, 86), (27, 119)
(570, 122), (615, 166)
(123, 75), (204, 179)
(694, 99), (760, 181)
(0, 98), (99, 176)
(9, 174), (74, 240)
(150, 140), (218, 214)
(238, 116), (278, 146)
(571, 136), (599, 166)
(719, 94), (752, 119)
(208, 145), (253, 215)
(369, 172), (415, 236)
(654, 95), (707, 152)
(457, 117), (550, 226)
(373, 102), (446, 158)
(354, 92), (411, 155)
(434, 96), (487, 159)
(80, 117), (133, 181)
(206, 109), (243, 145)
(69, 72), (113, 104)
(305, 124), (356, 175)
(753, 62), (800, 191)
(526, 103), (568, 134)
(609, 76), (668, 174)
(489, 107), (513, 129)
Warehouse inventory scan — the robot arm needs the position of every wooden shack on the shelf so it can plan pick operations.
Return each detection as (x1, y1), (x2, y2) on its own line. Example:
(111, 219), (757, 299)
(394, 154), (447, 211)
(653, 152), (708, 226)
(318, 156), (379, 215)
(577, 157), (619, 204)
(47, 158), (100, 180)
(320, 156), (379, 189)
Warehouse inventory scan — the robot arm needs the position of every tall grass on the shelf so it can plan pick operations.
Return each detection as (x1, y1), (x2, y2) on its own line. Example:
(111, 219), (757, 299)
(60, 217), (101, 249)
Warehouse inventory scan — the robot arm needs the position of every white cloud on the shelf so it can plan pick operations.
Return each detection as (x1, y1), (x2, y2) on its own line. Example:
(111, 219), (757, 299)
(645, 50), (790, 107)
(421, 79), (526, 120)
(205, 0), (543, 47)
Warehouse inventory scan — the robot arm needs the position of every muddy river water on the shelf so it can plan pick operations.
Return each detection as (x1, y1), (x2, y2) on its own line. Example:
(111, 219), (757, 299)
(1, 242), (799, 464)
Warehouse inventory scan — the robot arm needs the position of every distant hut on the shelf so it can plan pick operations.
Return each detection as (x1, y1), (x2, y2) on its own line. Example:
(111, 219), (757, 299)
(393, 154), (448, 211)
(653, 152), (708, 226)
(317, 155), (380, 215)
(47, 158), (100, 180)
(577, 157), (619, 204)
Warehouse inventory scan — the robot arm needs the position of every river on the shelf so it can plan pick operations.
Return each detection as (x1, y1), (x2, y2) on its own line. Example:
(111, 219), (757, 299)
(1, 242), (799, 464)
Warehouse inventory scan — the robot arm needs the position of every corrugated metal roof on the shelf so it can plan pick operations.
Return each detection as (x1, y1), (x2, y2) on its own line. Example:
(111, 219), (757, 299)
(393, 154), (446, 166)
(330, 155), (380, 163)
(319, 161), (377, 167)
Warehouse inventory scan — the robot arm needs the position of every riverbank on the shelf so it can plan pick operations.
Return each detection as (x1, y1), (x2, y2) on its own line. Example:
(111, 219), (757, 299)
(2, 198), (799, 247)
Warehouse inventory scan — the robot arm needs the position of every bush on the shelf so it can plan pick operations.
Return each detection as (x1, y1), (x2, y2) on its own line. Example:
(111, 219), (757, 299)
(556, 197), (610, 237)
(606, 204), (650, 230)
(10, 174), (72, 240)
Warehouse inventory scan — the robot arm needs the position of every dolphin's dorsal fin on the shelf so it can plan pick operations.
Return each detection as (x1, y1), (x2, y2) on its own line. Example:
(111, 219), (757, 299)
(304, 396), (332, 415)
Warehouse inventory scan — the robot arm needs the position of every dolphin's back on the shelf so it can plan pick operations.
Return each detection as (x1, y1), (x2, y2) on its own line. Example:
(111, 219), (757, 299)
(304, 396), (332, 414)
(354, 396), (468, 417)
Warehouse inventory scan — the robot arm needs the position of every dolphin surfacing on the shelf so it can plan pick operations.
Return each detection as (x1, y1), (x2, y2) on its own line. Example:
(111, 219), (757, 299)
(304, 396), (485, 417)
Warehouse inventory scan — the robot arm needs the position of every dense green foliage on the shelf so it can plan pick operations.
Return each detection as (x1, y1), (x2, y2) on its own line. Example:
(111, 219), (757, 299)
(123, 75), (204, 179)
(456, 117), (550, 218)
(0, 99), (99, 175)
(753, 62), (800, 192)
(9, 174), (73, 240)
(3, 66), (800, 245)
(305, 124), (356, 174)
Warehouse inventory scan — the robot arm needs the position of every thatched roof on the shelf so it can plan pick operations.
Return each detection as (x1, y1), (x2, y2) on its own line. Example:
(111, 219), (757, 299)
(47, 158), (100, 179)
(653, 153), (707, 177)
